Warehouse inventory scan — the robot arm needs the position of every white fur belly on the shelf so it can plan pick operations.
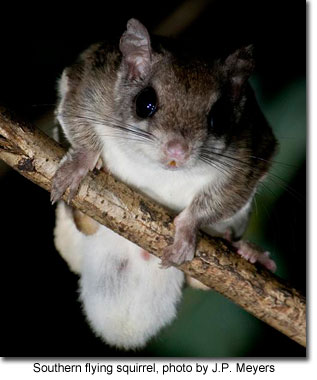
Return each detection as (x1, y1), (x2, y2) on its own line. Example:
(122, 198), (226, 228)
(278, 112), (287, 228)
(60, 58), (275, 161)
(101, 143), (220, 212)
(54, 202), (184, 349)
(79, 225), (184, 349)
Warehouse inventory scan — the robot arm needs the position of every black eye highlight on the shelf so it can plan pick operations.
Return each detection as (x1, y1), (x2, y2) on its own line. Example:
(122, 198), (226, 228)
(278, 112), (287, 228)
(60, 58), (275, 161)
(135, 87), (157, 118)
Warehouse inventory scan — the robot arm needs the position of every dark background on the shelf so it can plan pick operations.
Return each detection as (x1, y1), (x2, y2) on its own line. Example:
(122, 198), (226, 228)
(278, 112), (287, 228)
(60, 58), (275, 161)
(1, 0), (306, 357)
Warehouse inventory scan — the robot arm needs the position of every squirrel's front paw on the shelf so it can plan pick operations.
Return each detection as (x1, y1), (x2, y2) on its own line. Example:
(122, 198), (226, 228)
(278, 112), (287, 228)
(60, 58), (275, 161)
(161, 214), (197, 268)
(51, 150), (100, 204)
(51, 160), (87, 204)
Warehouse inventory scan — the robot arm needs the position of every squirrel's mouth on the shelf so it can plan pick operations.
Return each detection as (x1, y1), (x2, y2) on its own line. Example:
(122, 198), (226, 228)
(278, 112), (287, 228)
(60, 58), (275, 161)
(168, 160), (177, 168)
(161, 159), (184, 171)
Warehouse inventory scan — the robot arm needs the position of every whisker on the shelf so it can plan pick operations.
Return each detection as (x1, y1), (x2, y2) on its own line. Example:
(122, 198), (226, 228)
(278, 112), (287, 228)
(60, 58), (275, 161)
(59, 109), (156, 143)
(199, 154), (232, 177)
(253, 193), (259, 217)
(97, 133), (154, 145)
(203, 145), (298, 170)
(249, 155), (298, 169)
(199, 150), (250, 177)
(263, 173), (304, 203)
(201, 147), (294, 180)
(72, 104), (156, 140)
(257, 180), (280, 200)
(200, 147), (304, 202)
(200, 148), (259, 169)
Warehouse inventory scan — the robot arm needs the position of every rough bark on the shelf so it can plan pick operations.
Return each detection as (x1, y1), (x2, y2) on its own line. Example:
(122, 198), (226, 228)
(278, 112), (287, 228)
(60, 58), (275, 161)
(0, 106), (306, 347)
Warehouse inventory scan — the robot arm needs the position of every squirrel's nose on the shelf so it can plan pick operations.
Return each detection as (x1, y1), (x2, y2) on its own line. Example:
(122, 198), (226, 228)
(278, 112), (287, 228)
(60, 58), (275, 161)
(165, 139), (189, 160)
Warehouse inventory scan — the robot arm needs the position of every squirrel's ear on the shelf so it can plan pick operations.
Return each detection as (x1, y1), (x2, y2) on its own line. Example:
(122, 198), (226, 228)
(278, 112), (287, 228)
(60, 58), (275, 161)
(223, 45), (255, 99)
(119, 18), (152, 80)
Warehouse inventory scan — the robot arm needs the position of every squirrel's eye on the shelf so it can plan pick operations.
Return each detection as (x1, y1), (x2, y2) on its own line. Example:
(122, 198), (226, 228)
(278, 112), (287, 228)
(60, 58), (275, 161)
(207, 97), (233, 136)
(135, 87), (157, 118)
(207, 98), (222, 134)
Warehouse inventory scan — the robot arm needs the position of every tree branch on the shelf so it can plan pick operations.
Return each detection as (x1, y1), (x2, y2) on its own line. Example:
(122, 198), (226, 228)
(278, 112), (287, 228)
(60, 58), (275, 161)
(0, 106), (306, 347)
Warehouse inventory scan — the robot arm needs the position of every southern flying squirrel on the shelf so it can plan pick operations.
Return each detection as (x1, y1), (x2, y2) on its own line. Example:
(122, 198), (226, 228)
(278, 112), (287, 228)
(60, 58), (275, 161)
(52, 18), (277, 349)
